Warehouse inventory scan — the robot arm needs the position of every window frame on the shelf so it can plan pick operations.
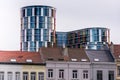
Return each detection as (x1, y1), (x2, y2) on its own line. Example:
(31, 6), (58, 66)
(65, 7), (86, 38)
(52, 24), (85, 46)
(83, 70), (88, 79)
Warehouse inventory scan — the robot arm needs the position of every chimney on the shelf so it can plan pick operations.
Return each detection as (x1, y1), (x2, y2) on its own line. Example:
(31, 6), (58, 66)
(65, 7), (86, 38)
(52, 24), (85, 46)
(63, 48), (69, 61)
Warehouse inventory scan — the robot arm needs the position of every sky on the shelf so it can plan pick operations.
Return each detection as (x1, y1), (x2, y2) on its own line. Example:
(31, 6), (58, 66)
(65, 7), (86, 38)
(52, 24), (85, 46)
(0, 0), (120, 50)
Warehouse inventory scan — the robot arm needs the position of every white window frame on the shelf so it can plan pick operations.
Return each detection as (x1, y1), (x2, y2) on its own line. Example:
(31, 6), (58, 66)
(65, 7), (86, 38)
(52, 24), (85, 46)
(38, 72), (44, 80)
(7, 72), (12, 80)
(59, 69), (64, 79)
(83, 70), (88, 79)
(15, 72), (20, 80)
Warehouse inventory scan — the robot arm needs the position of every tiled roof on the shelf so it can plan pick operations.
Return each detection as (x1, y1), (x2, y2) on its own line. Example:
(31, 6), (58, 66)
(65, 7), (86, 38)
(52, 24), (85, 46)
(40, 47), (64, 62)
(113, 45), (120, 59)
(68, 48), (90, 62)
(40, 47), (90, 62)
(86, 50), (114, 62)
(0, 51), (43, 64)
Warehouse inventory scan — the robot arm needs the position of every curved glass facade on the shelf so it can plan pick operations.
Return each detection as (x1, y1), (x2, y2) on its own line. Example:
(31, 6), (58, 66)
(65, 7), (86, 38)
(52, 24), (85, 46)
(67, 27), (110, 50)
(21, 5), (56, 52)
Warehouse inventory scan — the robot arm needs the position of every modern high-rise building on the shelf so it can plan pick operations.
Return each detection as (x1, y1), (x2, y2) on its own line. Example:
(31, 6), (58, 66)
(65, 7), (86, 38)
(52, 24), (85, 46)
(56, 32), (67, 47)
(56, 27), (110, 50)
(20, 5), (56, 52)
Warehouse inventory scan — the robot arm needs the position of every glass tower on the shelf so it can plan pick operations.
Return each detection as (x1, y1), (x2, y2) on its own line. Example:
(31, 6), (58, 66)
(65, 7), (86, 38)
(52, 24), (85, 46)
(20, 5), (56, 52)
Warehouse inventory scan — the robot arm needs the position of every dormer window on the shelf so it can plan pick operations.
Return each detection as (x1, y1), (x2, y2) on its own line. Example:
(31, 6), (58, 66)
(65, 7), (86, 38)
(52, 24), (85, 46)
(81, 59), (87, 61)
(71, 58), (77, 61)
(10, 59), (16, 62)
(26, 59), (32, 62)
(48, 58), (54, 61)
(94, 58), (99, 61)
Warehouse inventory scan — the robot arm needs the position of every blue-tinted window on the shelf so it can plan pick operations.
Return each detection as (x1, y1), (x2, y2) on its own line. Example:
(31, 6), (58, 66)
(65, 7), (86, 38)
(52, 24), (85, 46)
(24, 42), (28, 48)
(101, 29), (106, 36)
(30, 48), (36, 51)
(27, 8), (32, 16)
(35, 8), (41, 15)
(35, 35), (41, 41)
(30, 23), (35, 28)
(27, 29), (32, 36)
(39, 23), (44, 28)
(47, 17), (52, 22)
(39, 16), (45, 22)
(47, 23), (52, 28)
(35, 29), (40, 35)
(39, 42), (43, 47)
(30, 16), (36, 22)
(30, 42), (36, 47)
(27, 36), (32, 41)
(43, 29), (48, 35)
(24, 23), (28, 29)
(24, 17), (28, 23)
(44, 8), (49, 16)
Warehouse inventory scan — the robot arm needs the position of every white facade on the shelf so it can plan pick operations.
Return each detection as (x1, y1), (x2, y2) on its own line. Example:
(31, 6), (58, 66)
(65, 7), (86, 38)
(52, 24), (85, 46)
(46, 61), (116, 80)
(0, 64), (22, 80)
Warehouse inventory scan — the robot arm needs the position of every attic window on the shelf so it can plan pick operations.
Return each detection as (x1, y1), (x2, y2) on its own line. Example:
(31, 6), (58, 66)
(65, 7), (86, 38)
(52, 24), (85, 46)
(71, 58), (77, 61)
(94, 58), (99, 61)
(81, 59), (87, 61)
(26, 59), (32, 62)
(48, 58), (54, 61)
(10, 59), (16, 62)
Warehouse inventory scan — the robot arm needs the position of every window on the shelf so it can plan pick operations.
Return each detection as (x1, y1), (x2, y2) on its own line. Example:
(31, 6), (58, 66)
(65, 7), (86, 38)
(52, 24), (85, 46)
(108, 71), (114, 80)
(34, 8), (41, 15)
(59, 69), (64, 79)
(48, 69), (53, 78)
(30, 16), (36, 22)
(44, 8), (49, 16)
(83, 70), (88, 79)
(0, 72), (4, 80)
(27, 8), (32, 16)
(31, 72), (36, 80)
(97, 70), (102, 80)
(72, 70), (78, 79)
(118, 66), (120, 76)
(23, 72), (28, 80)
(15, 72), (20, 80)
(7, 72), (12, 80)
(38, 72), (44, 80)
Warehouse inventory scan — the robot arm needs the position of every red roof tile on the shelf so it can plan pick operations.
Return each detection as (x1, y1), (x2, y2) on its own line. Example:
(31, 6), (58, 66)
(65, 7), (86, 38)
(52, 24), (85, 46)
(113, 45), (120, 59)
(0, 51), (43, 64)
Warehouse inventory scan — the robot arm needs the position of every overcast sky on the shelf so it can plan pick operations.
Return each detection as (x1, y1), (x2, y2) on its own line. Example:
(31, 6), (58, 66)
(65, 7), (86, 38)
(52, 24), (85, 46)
(0, 0), (119, 50)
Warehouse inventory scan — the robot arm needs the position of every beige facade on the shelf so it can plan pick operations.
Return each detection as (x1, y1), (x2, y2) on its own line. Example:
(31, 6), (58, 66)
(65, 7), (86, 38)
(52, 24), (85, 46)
(116, 60), (120, 80)
(22, 65), (46, 80)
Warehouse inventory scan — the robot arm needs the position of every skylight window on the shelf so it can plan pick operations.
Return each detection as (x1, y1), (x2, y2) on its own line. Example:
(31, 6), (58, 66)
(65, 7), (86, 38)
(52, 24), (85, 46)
(81, 59), (87, 61)
(94, 58), (99, 61)
(10, 59), (16, 62)
(71, 58), (77, 61)
(26, 59), (32, 62)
